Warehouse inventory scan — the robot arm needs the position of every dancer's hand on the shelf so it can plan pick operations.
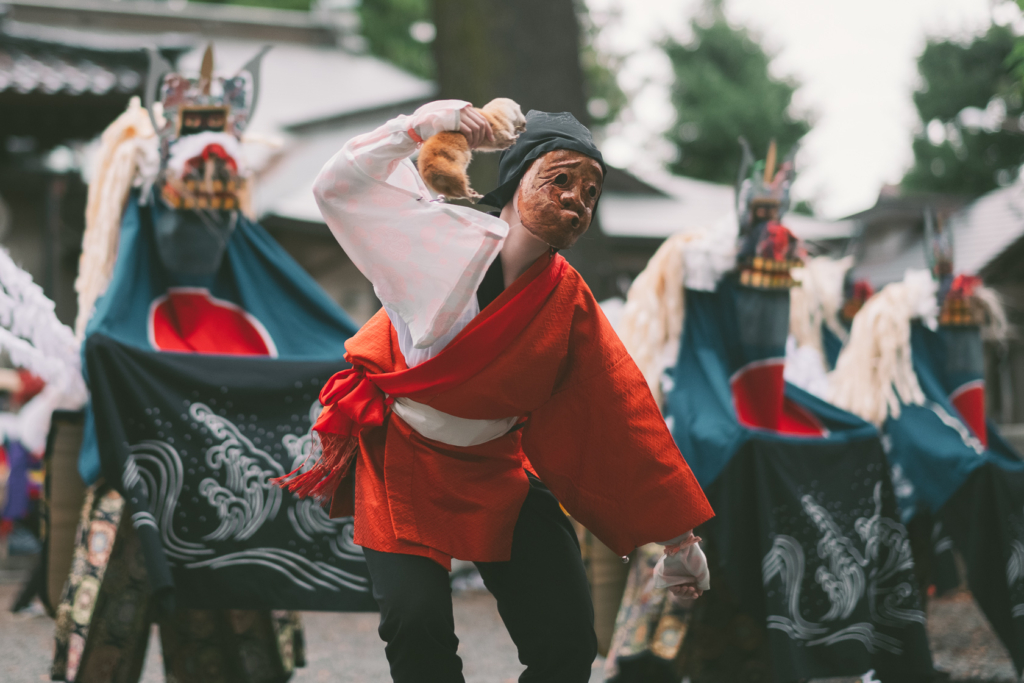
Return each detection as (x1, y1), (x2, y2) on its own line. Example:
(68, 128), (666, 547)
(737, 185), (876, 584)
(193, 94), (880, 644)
(460, 107), (495, 149)
(668, 584), (703, 601)
(653, 531), (709, 603)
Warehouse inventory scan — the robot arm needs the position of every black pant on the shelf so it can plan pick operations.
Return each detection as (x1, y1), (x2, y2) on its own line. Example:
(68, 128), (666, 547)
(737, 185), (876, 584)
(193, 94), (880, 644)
(363, 476), (598, 683)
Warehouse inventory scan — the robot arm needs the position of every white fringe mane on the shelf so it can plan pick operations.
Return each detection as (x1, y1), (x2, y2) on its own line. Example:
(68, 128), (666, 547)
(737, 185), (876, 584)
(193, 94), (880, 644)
(974, 284), (1010, 343)
(789, 255), (853, 354)
(829, 269), (937, 425)
(618, 233), (692, 406)
(618, 225), (736, 406)
(74, 97), (159, 340)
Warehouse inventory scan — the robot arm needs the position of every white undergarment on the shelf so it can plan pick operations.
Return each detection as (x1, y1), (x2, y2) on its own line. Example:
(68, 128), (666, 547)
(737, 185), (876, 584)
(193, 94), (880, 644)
(390, 397), (519, 447)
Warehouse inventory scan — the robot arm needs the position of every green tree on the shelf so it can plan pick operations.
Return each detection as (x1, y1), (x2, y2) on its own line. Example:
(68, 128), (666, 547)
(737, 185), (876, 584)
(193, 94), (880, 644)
(902, 25), (1024, 196)
(427, 0), (617, 298)
(357, 0), (625, 122)
(197, 0), (436, 79)
(359, 0), (435, 79)
(191, 1), (624, 123)
(665, 6), (809, 184)
(576, 3), (627, 127)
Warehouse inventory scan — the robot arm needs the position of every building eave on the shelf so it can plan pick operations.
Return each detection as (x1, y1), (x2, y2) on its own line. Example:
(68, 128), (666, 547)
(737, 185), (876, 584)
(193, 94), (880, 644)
(284, 94), (435, 135)
(2, 0), (347, 46)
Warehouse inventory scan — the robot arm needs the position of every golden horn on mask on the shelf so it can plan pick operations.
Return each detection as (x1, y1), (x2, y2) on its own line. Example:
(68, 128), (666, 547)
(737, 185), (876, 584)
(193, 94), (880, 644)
(200, 43), (214, 96)
(764, 139), (777, 184)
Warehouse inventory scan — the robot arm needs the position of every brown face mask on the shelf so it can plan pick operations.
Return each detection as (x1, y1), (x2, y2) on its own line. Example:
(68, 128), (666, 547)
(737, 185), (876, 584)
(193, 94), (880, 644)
(516, 149), (604, 249)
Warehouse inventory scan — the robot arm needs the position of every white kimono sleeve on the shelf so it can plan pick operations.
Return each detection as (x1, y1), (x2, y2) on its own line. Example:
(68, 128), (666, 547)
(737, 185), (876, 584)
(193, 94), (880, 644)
(312, 100), (509, 348)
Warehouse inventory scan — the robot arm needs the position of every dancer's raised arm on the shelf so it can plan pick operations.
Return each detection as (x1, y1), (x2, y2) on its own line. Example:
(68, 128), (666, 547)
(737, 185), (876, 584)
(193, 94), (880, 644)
(313, 100), (508, 348)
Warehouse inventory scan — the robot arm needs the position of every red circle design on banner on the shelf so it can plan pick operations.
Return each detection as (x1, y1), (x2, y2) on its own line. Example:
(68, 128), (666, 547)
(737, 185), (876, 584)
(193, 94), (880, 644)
(148, 288), (277, 357)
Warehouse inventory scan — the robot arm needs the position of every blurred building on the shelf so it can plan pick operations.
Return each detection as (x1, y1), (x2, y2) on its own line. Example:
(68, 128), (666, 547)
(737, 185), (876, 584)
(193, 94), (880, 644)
(11, 0), (1010, 424)
(588, 169), (854, 286)
(845, 186), (969, 285)
(0, 0), (428, 326)
(1, 0), (856, 331)
(0, 3), (189, 323)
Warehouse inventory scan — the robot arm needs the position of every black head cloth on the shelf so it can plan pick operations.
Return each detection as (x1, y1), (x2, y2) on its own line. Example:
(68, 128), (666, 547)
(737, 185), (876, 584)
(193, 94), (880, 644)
(478, 110), (606, 209)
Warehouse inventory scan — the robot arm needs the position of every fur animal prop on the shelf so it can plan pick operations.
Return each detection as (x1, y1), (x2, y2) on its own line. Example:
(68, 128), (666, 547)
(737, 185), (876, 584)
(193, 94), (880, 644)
(417, 98), (526, 201)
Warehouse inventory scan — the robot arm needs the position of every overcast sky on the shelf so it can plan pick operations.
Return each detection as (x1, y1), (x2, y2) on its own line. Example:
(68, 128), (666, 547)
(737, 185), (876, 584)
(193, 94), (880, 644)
(587, 0), (1014, 218)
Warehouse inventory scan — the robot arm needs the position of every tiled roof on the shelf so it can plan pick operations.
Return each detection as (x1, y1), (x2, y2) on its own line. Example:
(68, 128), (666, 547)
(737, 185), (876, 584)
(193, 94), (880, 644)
(0, 19), (190, 97)
(4, 0), (346, 47)
(945, 182), (1024, 276)
(595, 169), (855, 243)
(0, 46), (142, 95)
(853, 182), (1024, 286)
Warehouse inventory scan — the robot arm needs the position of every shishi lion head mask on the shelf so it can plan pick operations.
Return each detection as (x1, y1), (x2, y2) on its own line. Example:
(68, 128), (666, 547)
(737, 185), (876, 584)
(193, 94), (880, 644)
(516, 150), (603, 249)
(480, 110), (606, 249)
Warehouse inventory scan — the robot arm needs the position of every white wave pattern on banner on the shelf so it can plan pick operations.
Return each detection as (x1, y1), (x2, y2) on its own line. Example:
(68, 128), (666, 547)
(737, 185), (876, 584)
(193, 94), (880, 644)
(278, 400), (363, 562)
(281, 400), (324, 473)
(287, 498), (363, 562)
(1009, 509), (1024, 620)
(184, 548), (367, 593)
(763, 482), (924, 655)
(123, 439), (213, 561)
(190, 402), (284, 542)
(763, 534), (829, 640)
(802, 494), (866, 621)
(1009, 541), (1024, 588)
(931, 522), (954, 556)
(890, 464), (915, 509)
(123, 401), (369, 592)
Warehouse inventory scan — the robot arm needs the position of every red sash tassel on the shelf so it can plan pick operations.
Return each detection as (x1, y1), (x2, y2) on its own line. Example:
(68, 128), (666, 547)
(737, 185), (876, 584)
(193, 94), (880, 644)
(272, 368), (388, 500)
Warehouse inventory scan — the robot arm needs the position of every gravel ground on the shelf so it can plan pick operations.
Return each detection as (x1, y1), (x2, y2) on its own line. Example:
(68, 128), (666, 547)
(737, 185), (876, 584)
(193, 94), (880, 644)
(293, 591), (605, 683)
(0, 581), (604, 683)
(0, 569), (1016, 683)
(926, 590), (1018, 683)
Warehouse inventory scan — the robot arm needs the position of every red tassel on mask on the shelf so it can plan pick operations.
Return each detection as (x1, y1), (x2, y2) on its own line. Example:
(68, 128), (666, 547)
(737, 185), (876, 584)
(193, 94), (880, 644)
(272, 368), (388, 501)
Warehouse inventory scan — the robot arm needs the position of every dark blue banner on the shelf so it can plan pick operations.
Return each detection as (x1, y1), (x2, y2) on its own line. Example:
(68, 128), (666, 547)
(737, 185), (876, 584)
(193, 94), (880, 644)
(615, 278), (935, 682)
(77, 194), (373, 610)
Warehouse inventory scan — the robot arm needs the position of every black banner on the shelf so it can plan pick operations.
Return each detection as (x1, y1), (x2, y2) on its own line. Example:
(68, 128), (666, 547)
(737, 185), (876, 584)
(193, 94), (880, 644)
(696, 436), (934, 682)
(939, 462), (1024, 674)
(86, 333), (377, 612)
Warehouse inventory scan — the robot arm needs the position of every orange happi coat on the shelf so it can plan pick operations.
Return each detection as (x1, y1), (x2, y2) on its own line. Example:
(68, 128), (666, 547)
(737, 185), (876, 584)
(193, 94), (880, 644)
(328, 253), (713, 569)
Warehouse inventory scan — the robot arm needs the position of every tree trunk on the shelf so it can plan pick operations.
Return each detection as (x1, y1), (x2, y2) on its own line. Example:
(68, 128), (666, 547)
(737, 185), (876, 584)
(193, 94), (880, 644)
(429, 0), (615, 298)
